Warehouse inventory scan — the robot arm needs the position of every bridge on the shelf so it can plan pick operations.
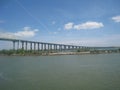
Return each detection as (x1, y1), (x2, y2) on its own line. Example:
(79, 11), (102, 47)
(0, 38), (88, 51)
(0, 38), (119, 52)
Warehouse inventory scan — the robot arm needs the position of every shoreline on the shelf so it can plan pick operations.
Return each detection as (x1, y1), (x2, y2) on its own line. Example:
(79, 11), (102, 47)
(0, 51), (119, 56)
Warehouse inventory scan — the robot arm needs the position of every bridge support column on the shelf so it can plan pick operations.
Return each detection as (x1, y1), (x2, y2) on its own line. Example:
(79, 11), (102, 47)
(56, 45), (57, 51)
(34, 43), (36, 51)
(48, 44), (50, 51)
(68, 46), (70, 50)
(50, 44), (52, 51)
(41, 43), (43, 51)
(17, 40), (20, 50)
(61, 45), (63, 51)
(44, 44), (46, 51)
(70, 46), (72, 50)
(38, 43), (40, 51)
(59, 45), (61, 51)
(30, 43), (32, 51)
(53, 44), (55, 50)
(72, 46), (74, 50)
(25, 42), (27, 51)
(64, 45), (66, 51)
(21, 41), (24, 50)
(13, 41), (15, 50)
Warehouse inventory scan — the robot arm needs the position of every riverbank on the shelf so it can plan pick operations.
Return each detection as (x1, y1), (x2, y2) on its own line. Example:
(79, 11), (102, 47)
(0, 48), (120, 56)
(0, 51), (120, 56)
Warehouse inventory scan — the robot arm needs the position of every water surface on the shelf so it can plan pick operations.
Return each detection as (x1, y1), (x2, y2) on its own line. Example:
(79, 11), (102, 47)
(0, 54), (120, 90)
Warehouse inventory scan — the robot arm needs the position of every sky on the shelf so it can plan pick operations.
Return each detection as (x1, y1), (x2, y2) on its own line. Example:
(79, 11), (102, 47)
(0, 0), (120, 47)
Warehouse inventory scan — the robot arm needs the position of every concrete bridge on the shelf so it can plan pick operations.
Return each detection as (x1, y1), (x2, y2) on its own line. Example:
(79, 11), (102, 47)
(0, 38), (118, 51)
(0, 38), (88, 51)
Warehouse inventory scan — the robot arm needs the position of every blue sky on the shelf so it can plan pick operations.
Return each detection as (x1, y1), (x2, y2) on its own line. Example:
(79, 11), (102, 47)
(0, 0), (120, 46)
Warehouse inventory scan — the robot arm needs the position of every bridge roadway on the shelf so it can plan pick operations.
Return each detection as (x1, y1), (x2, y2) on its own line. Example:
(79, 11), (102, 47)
(0, 38), (89, 51)
(0, 38), (118, 51)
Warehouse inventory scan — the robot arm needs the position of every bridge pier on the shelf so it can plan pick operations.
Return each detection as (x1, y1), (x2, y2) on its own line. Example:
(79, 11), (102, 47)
(55, 44), (57, 51)
(59, 45), (62, 51)
(34, 43), (36, 51)
(41, 43), (43, 51)
(25, 42), (27, 51)
(50, 44), (52, 51)
(13, 41), (15, 50)
(37, 43), (40, 51)
(44, 43), (46, 50)
(48, 44), (50, 51)
(30, 42), (32, 51)
(17, 40), (20, 50)
(21, 41), (24, 50)
(1, 37), (93, 53)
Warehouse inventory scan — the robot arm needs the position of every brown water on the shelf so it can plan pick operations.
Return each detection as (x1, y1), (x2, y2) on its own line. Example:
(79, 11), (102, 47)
(0, 54), (120, 90)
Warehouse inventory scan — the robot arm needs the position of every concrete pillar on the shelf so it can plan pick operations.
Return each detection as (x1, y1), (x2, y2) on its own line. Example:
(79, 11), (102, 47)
(25, 42), (27, 51)
(50, 44), (52, 50)
(55, 44), (57, 50)
(68, 46), (70, 50)
(22, 41), (24, 50)
(37, 43), (40, 51)
(61, 45), (63, 51)
(30, 42), (32, 51)
(70, 46), (71, 50)
(17, 40), (20, 50)
(48, 44), (50, 50)
(53, 44), (55, 50)
(44, 44), (46, 50)
(59, 45), (61, 51)
(13, 41), (15, 50)
(34, 43), (36, 51)
(64, 45), (66, 50)
(55, 45), (56, 50)
(41, 43), (43, 51)
(72, 46), (74, 50)
(53, 44), (54, 50)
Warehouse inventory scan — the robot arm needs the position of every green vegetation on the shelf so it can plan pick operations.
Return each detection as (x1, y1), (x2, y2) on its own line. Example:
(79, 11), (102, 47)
(0, 49), (60, 56)
(0, 48), (120, 56)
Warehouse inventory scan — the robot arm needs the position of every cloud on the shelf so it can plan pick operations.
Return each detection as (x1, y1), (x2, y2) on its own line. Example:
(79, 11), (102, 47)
(64, 22), (74, 30)
(74, 21), (104, 30)
(0, 32), (16, 39)
(112, 15), (120, 23)
(64, 21), (104, 30)
(0, 26), (39, 39)
(14, 27), (39, 37)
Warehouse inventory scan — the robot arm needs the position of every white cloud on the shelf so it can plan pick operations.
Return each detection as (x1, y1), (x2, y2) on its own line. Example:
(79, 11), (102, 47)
(64, 22), (74, 30)
(74, 21), (104, 30)
(64, 21), (104, 30)
(14, 27), (39, 37)
(0, 32), (16, 39)
(0, 26), (39, 39)
(112, 15), (120, 23)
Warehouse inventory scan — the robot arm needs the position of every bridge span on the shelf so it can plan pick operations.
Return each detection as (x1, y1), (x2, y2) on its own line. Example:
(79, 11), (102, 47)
(0, 38), (118, 52)
(0, 38), (88, 51)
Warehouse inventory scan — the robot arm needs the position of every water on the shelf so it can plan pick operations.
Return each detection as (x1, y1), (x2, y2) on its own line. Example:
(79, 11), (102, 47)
(0, 54), (120, 90)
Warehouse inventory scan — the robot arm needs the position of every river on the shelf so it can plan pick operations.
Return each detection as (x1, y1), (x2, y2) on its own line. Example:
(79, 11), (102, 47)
(0, 54), (120, 90)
